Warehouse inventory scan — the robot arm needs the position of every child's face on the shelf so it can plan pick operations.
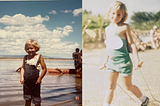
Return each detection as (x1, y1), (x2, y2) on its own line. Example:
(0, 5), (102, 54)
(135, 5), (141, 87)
(109, 8), (123, 24)
(26, 45), (36, 56)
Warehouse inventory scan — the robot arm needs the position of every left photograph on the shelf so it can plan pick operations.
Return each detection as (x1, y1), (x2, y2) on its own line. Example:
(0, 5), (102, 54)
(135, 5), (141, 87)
(0, 0), (82, 106)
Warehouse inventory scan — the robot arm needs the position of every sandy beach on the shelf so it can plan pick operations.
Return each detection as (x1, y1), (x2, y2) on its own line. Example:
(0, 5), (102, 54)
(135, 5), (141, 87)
(83, 43), (160, 106)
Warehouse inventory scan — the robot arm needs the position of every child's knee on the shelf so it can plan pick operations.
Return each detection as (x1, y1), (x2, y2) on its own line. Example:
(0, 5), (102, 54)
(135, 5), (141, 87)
(107, 84), (116, 90)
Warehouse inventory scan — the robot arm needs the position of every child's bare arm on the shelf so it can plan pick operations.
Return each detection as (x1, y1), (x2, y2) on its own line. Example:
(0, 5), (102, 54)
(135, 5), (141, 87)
(36, 55), (47, 84)
(100, 53), (109, 70)
(103, 29), (109, 68)
(20, 56), (25, 84)
(104, 53), (109, 66)
(125, 24), (141, 68)
(72, 53), (75, 60)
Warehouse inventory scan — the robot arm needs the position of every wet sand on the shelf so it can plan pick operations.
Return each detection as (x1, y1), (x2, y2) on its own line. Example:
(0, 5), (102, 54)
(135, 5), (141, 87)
(83, 44), (160, 106)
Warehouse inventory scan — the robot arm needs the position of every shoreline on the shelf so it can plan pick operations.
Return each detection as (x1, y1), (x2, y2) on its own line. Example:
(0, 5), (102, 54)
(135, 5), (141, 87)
(0, 58), (74, 61)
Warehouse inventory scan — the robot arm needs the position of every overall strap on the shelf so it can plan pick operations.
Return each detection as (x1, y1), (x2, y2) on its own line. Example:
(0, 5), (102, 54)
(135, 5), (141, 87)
(24, 55), (28, 64)
(115, 22), (121, 34)
(118, 22), (121, 26)
(25, 55), (27, 60)
(36, 54), (41, 67)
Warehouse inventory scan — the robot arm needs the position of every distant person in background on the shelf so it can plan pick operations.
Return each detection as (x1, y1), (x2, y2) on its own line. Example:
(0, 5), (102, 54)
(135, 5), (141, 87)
(149, 29), (158, 49)
(80, 49), (82, 63)
(153, 25), (160, 48)
(135, 31), (142, 41)
(79, 49), (82, 68)
(131, 31), (146, 51)
(20, 39), (47, 106)
(141, 30), (157, 49)
(72, 48), (80, 73)
(79, 49), (82, 77)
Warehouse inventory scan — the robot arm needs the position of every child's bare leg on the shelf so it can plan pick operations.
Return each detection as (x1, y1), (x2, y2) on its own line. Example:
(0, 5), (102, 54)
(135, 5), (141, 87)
(104, 72), (119, 105)
(121, 75), (142, 98)
(25, 100), (31, 106)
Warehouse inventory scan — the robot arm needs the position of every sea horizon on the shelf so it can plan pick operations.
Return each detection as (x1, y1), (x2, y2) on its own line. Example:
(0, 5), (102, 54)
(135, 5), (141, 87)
(0, 55), (73, 60)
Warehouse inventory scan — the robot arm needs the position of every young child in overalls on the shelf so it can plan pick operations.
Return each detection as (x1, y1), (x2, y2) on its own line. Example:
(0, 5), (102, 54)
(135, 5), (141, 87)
(20, 39), (47, 106)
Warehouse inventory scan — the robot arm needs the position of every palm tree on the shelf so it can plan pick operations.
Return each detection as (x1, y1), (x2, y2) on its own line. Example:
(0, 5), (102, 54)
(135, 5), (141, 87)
(82, 10), (109, 43)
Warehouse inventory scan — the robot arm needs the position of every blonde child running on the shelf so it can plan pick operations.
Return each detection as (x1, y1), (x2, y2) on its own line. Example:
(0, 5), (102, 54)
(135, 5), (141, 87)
(20, 39), (47, 106)
(103, 1), (149, 106)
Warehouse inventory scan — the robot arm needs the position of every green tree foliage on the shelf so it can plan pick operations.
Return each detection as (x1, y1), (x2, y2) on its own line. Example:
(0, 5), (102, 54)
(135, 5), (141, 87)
(83, 10), (160, 43)
(130, 11), (160, 30)
(82, 10), (110, 43)
(154, 11), (160, 21)
(131, 12), (153, 23)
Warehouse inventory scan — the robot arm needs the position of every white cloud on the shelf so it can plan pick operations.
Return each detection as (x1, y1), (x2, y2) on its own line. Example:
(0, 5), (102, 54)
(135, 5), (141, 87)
(62, 25), (73, 36)
(53, 29), (63, 37)
(53, 25), (73, 37)
(49, 10), (57, 14)
(0, 29), (7, 38)
(56, 27), (63, 30)
(71, 21), (75, 24)
(0, 14), (49, 26)
(61, 10), (72, 13)
(0, 14), (78, 57)
(73, 8), (82, 17)
(4, 24), (47, 32)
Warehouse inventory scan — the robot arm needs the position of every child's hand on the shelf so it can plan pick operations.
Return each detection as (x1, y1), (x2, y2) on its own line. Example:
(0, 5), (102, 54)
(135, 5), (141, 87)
(35, 78), (42, 84)
(104, 62), (107, 67)
(100, 62), (107, 70)
(135, 60), (143, 70)
(20, 78), (24, 84)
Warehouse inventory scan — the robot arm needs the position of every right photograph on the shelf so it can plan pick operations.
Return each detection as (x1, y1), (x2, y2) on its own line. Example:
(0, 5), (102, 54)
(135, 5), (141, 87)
(82, 0), (160, 106)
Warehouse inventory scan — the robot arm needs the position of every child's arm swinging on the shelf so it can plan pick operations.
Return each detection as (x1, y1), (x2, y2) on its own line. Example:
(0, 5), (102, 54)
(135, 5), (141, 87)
(20, 56), (26, 84)
(102, 31), (110, 69)
(104, 53), (109, 67)
(35, 55), (47, 84)
(125, 24), (142, 69)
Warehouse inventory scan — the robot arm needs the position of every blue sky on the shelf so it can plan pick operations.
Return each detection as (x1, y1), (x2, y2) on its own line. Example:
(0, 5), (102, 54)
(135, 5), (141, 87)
(83, 0), (160, 23)
(0, 0), (82, 58)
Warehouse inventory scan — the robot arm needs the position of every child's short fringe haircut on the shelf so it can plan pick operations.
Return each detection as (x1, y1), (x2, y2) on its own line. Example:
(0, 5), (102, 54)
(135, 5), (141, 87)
(25, 39), (40, 52)
(106, 1), (128, 23)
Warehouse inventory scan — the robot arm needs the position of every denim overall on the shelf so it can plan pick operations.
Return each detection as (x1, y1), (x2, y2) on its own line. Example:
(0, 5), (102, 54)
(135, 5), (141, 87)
(23, 54), (41, 105)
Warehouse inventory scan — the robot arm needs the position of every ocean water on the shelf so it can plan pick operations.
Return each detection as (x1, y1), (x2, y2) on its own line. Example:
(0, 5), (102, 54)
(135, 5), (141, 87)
(0, 59), (82, 106)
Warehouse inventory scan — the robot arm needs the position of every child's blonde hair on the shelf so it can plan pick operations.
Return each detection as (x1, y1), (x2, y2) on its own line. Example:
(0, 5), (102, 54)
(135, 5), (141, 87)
(106, 1), (128, 23)
(25, 39), (40, 52)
